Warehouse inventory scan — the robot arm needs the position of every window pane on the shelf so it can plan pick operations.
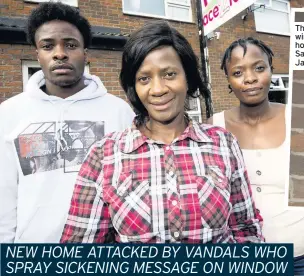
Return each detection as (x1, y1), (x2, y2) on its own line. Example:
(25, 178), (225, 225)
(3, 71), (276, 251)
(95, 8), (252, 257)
(271, 76), (289, 90)
(254, 9), (289, 34)
(24, 0), (78, 7)
(282, 77), (289, 88)
(269, 90), (287, 104)
(59, 0), (78, 6)
(272, 0), (288, 12)
(123, 0), (165, 16)
(188, 114), (202, 123)
(269, 75), (288, 103)
(28, 67), (41, 79)
(188, 97), (199, 111)
(168, 0), (189, 4)
(256, 0), (270, 5)
(271, 76), (282, 89)
(167, 4), (189, 20)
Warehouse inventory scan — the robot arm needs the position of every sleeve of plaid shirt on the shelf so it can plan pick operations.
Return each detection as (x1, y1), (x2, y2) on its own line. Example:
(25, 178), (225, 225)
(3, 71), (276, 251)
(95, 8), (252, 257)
(60, 142), (114, 243)
(227, 133), (264, 243)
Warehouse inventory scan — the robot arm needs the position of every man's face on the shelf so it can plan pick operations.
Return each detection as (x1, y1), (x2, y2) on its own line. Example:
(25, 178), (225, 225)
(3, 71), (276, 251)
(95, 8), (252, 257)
(35, 20), (87, 88)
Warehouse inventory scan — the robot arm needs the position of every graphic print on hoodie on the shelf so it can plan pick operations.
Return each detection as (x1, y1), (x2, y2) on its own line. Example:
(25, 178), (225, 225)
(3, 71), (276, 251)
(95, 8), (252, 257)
(15, 120), (104, 175)
(0, 70), (135, 243)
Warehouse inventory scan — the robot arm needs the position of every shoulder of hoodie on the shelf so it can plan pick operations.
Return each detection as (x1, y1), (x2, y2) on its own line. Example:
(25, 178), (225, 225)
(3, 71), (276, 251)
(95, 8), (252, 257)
(101, 93), (133, 111)
(0, 92), (29, 115)
(0, 90), (134, 114)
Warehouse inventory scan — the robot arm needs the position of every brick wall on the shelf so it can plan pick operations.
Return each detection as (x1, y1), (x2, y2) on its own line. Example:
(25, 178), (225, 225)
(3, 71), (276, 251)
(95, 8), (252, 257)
(0, 0), (298, 116)
(292, 0), (303, 7)
(0, 0), (34, 17)
(0, 44), (127, 101)
(206, 0), (302, 113)
(0, 44), (35, 103)
(0, 0), (299, 113)
(288, 1), (304, 206)
(206, 11), (291, 113)
(0, 0), (200, 105)
(88, 50), (126, 100)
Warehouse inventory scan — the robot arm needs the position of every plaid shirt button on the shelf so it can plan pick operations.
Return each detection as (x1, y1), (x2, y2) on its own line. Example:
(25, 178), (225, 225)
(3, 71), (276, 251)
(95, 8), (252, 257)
(169, 171), (174, 177)
(256, 170), (262, 176)
(173, 232), (180, 238)
(165, 146), (170, 151)
(172, 200), (177, 206)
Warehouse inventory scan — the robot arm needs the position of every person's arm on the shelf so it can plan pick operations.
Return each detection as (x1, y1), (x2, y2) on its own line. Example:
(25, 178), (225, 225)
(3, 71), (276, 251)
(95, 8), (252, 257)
(60, 141), (114, 243)
(227, 133), (264, 243)
(0, 107), (19, 243)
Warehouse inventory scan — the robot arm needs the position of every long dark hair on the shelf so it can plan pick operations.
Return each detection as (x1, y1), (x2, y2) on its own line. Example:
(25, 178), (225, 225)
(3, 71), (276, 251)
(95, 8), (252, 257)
(120, 21), (212, 126)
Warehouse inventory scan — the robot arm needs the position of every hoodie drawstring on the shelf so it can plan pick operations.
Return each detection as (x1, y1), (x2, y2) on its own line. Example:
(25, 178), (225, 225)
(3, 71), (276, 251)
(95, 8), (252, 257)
(59, 100), (78, 151)
(49, 100), (78, 152)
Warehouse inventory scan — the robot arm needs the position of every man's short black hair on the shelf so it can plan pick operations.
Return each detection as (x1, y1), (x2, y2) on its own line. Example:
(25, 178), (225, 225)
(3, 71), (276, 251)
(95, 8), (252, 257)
(120, 21), (212, 125)
(26, 2), (91, 48)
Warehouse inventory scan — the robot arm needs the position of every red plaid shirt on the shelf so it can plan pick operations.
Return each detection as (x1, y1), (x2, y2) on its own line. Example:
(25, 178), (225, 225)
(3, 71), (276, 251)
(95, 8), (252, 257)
(61, 120), (263, 243)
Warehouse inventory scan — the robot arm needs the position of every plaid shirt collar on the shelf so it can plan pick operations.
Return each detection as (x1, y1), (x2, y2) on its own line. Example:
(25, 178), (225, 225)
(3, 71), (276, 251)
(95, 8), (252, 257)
(119, 119), (213, 154)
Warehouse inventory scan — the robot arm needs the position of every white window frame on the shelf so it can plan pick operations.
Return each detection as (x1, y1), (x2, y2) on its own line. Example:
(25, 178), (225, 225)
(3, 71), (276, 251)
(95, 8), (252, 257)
(254, 0), (290, 36)
(269, 74), (289, 103)
(204, 47), (211, 84)
(187, 97), (202, 123)
(255, 0), (289, 12)
(122, 0), (193, 23)
(22, 60), (41, 91)
(270, 74), (289, 91)
(22, 60), (89, 91)
(24, 0), (78, 7)
(185, 47), (209, 123)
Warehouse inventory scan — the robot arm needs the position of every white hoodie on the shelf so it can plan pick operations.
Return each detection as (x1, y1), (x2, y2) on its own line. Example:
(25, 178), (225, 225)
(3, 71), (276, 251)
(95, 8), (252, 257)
(0, 70), (135, 243)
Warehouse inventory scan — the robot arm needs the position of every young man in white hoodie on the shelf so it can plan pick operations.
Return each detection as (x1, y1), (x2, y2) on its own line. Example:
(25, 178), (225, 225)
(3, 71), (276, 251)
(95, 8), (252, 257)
(0, 2), (135, 243)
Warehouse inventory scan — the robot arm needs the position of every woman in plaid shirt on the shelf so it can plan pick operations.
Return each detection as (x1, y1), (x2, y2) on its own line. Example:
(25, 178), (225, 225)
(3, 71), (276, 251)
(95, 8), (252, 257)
(61, 21), (264, 244)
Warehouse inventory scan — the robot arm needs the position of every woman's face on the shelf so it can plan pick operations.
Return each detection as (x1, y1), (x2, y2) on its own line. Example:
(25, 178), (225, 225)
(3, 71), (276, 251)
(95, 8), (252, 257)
(135, 46), (188, 125)
(226, 44), (272, 106)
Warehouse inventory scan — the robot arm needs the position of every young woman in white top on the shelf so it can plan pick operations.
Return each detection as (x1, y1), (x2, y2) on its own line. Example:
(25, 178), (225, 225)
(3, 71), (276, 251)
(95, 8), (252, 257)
(208, 37), (304, 274)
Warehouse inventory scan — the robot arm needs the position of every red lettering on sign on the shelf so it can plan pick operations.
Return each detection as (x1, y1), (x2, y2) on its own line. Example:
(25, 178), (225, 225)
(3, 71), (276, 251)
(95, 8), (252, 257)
(203, 4), (220, 26)
(203, 0), (208, 7)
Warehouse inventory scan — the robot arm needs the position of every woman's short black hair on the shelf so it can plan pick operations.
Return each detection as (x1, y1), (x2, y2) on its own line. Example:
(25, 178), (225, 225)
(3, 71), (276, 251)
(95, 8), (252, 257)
(221, 37), (274, 75)
(120, 21), (212, 125)
(26, 2), (91, 48)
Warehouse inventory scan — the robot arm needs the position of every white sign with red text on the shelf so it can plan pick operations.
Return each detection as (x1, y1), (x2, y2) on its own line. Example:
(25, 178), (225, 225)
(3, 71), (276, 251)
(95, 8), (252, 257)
(201, 0), (258, 35)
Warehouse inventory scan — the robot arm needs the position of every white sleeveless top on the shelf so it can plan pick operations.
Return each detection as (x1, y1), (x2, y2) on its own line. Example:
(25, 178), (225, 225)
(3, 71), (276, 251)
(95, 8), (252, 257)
(213, 111), (304, 256)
